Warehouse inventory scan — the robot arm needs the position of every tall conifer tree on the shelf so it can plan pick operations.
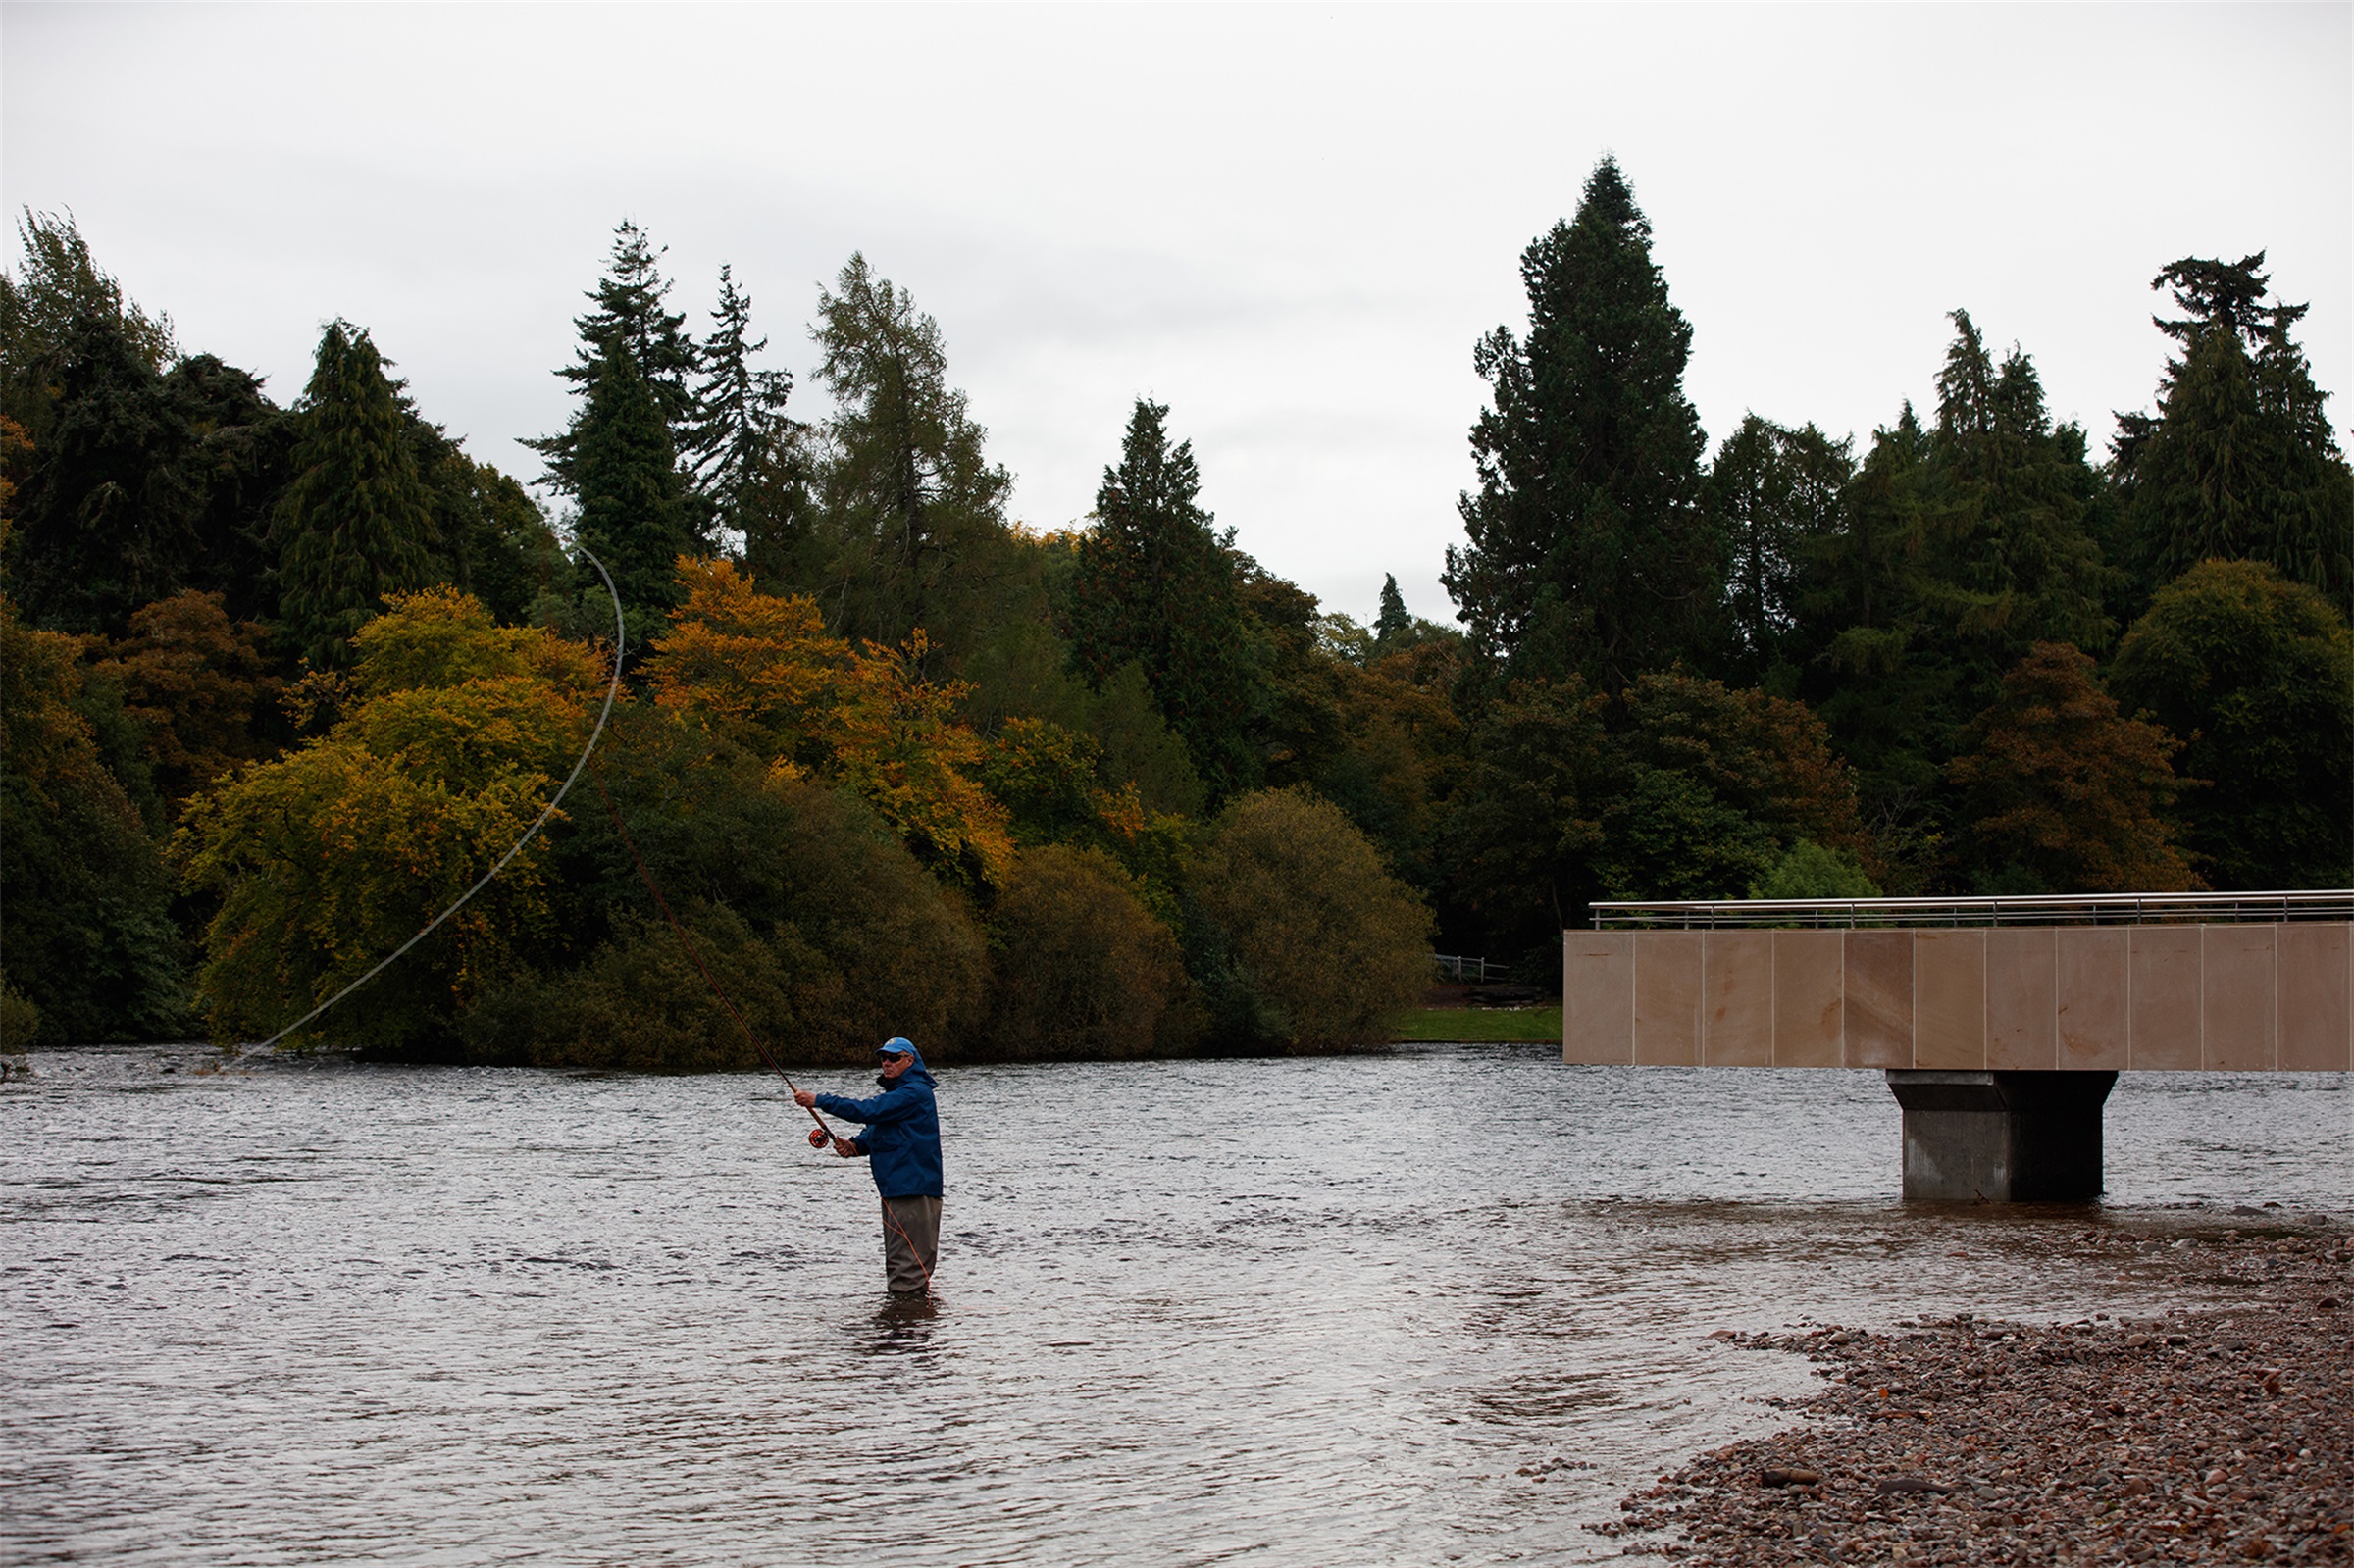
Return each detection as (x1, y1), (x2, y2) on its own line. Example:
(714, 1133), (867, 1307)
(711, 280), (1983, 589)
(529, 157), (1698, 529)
(685, 265), (792, 503)
(2112, 253), (2352, 612)
(569, 337), (691, 629)
(6, 306), (203, 635)
(1372, 573), (1412, 654)
(276, 323), (437, 668)
(684, 263), (802, 566)
(1, 210), (176, 444)
(1919, 311), (2112, 654)
(1066, 398), (1258, 799)
(1444, 157), (1714, 688)
(805, 253), (1011, 655)
(1704, 415), (1852, 684)
(542, 222), (698, 444)
(528, 222), (707, 552)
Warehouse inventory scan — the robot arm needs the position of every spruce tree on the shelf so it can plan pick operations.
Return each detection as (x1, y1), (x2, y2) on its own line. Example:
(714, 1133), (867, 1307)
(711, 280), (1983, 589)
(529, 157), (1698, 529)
(167, 353), (298, 628)
(569, 338), (691, 630)
(1065, 398), (1258, 800)
(546, 222), (698, 438)
(275, 323), (438, 668)
(527, 222), (707, 553)
(3, 215), (301, 636)
(1919, 311), (2112, 655)
(2, 210), (176, 442)
(5, 306), (203, 635)
(1443, 157), (1715, 688)
(2113, 253), (2353, 612)
(684, 263), (794, 524)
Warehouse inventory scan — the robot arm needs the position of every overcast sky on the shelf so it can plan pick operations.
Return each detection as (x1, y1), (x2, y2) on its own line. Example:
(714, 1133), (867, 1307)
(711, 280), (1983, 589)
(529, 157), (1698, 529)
(5, 3), (2347, 625)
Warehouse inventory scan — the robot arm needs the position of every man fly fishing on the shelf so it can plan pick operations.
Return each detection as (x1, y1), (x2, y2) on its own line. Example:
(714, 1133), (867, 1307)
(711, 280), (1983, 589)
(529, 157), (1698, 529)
(796, 1037), (943, 1296)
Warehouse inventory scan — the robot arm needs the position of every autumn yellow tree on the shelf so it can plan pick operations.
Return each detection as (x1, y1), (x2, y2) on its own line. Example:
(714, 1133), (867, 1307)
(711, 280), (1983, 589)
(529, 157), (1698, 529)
(179, 587), (606, 1049)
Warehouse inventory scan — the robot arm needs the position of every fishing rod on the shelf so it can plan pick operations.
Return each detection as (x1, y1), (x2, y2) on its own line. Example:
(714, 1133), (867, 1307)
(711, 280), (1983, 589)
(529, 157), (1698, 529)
(238, 545), (925, 1282)
(593, 746), (937, 1290)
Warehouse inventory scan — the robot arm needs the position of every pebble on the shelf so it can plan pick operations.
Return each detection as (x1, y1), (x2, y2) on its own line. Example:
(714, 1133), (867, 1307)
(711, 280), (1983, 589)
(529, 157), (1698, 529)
(1597, 1223), (2353, 1564)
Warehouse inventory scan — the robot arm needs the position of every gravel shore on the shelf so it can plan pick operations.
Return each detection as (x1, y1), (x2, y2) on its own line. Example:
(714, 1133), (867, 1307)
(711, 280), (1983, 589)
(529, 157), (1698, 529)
(1598, 1218), (2353, 1564)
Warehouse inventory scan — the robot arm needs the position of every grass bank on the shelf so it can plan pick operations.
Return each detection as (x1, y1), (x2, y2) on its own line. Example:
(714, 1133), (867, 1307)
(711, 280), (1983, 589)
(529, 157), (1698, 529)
(1390, 1006), (1561, 1044)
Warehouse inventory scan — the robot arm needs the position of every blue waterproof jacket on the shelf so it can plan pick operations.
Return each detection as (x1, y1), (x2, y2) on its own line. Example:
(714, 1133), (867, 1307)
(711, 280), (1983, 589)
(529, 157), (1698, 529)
(815, 1043), (943, 1199)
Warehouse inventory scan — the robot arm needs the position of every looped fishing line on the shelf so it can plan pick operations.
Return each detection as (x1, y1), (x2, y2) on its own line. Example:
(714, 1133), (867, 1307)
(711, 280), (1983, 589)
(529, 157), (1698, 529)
(237, 545), (934, 1289)
(243, 545), (629, 1053)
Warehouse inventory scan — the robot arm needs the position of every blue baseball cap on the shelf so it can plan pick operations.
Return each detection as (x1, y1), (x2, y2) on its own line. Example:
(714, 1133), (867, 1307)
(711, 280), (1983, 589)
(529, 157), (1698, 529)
(879, 1037), (914, 1057)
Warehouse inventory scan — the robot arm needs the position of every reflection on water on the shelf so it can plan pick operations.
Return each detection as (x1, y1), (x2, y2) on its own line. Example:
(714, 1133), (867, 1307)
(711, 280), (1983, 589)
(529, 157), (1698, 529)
(3, 1045), (2345, 1565)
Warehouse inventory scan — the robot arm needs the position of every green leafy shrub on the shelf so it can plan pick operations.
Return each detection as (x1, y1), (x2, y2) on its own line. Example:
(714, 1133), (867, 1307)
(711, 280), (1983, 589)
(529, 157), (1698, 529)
(1751, 839), (1882, 900)
(463, 904), (803, 1074)
(470, 768), (987, 1070)
(1, 973), (40, 1072)
(981, 845), (1185, 1060)
(1188, 787), (1433, 1049)
(2111, 560), (2352, 889)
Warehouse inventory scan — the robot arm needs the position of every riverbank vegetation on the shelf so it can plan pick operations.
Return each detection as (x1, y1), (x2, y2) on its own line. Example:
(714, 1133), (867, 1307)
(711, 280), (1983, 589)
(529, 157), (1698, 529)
(4, 159), (2348, 1061)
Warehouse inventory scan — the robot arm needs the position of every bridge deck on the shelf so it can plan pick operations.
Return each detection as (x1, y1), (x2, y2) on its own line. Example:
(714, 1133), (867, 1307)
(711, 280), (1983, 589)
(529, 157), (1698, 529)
(1562, 921), (2353, 1072)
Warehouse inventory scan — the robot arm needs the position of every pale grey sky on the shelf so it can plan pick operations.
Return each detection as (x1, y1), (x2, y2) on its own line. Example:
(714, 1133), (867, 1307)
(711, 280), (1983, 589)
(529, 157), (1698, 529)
(5, 3), (2348, 626)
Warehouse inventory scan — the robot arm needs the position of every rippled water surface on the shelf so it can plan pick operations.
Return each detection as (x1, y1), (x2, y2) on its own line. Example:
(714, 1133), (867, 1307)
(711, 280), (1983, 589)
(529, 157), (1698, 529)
(5, 1045), (2347, 1565)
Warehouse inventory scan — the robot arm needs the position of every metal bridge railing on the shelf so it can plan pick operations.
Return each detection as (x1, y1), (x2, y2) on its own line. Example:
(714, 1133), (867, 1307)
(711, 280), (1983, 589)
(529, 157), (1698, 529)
(1588, 889), (2354, 930)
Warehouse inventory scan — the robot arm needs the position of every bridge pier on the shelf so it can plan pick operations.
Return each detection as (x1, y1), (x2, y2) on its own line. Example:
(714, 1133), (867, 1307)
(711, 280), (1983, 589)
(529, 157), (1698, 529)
(1884, 1070), (2117, 1201)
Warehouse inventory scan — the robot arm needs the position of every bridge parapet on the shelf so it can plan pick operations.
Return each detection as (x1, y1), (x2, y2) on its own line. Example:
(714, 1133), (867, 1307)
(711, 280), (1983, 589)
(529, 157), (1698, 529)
(1564, 895), (2353, 1074)
(1587, 889), (2354, 930)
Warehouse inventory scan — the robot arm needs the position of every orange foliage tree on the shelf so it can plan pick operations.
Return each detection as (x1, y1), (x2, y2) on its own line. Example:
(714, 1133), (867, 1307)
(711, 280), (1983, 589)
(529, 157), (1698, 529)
(1949, 641), (2200, 892)
(87, 589), (280, 811)
(644, 557), (1012, 887)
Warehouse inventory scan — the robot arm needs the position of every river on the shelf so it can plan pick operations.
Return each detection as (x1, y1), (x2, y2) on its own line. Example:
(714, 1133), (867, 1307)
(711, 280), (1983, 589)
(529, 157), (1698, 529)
(4, 1044), (2347, 1565)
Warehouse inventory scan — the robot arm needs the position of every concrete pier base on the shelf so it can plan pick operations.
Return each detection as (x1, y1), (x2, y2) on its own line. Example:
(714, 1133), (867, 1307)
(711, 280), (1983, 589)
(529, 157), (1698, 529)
(1883, 1070), (2118, 1201)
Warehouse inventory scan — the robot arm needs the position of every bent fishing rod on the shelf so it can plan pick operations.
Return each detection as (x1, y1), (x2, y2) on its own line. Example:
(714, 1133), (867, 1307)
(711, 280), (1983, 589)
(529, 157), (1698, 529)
(241, 546), (931, 1285)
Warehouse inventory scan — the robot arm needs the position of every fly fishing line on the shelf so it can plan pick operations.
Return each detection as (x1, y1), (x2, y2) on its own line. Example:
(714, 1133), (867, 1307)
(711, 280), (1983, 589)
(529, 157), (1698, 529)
(242, 545), (628, 1053)
(237, 546), (929, 1286)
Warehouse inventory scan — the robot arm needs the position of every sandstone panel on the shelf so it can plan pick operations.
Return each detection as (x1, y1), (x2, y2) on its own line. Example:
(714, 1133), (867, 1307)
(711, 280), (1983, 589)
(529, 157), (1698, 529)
(2277, 923), (2353, 1072)
(1634, 932), (1703, 1066)
(1986, 928), (2058, 1071)
(2202, 924), (2276, 1072)
(1703, 932), (1773, 1066)
(1914, 931), (1988, 1070)
(1845, 931), (1914, 1068)
(2129, 928), (2203, 1070)
(1563, 932), (1634, 1065)
(1771, 930), (1844, 1067)
(2055, 927), (2130, 1071)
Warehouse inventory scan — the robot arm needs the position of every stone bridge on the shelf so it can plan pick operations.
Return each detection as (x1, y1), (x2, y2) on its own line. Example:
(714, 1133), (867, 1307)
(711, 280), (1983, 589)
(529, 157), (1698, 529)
(1562, 892), (2353, 1201)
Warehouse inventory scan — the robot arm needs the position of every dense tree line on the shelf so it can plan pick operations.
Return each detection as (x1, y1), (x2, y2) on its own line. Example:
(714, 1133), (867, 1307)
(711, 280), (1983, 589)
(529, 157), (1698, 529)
(3, 171), (2347, 1054)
